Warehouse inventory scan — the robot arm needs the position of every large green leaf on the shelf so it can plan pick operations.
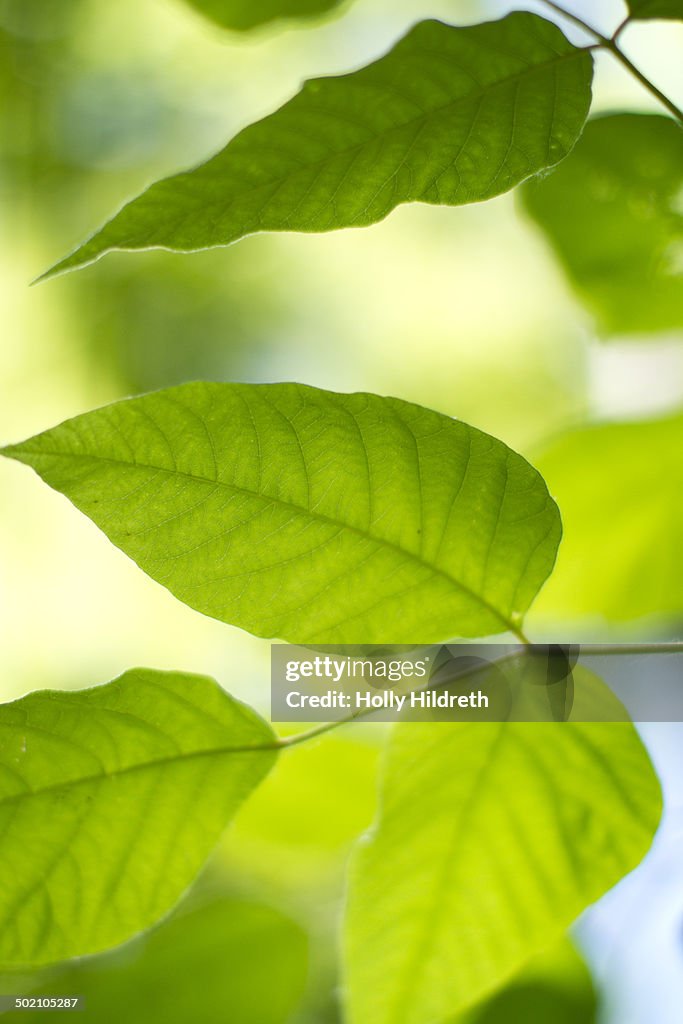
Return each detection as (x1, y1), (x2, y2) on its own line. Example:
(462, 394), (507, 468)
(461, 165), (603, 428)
(344, 670), (661, 1024)
(182, 0), (345, 31)
(0, 382), (561, 644)
(626, 0), (683, 19)
(41, 12), (593, 280)
(522, 113), (683, 336)
(0, 670), (276, 968)
(5, 896), (307, 1023)
(530, 412), (683, 624)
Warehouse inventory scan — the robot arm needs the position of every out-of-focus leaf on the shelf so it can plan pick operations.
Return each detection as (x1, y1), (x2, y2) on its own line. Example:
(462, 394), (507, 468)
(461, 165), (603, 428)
(457, 940), (597, 1024)
(626, 0), (683, 19)
(76, 250), (286, 395)
(0, 670), (276, 967)
(344, 683), (661, 1024)
(0, 382), (561, 644)
(522, 114), (683, 336)
(3, 896), (307, 1023)
(225, 731), (380, 887)
(41, 13), (593, 279)
(182, 0), (345, 32)
(531, 412), (683, 624)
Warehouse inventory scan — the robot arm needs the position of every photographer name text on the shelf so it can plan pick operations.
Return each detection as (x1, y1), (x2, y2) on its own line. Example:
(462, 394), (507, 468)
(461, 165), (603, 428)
(284, 688), (489, 711)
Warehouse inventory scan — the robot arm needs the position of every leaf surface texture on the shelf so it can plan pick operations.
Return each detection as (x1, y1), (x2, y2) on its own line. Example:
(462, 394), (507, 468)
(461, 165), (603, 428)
(2, 382), (561, 643)
(345, 676), (660, 1023)
(0, 669), (276, 966)
(43, 13), (593, 278)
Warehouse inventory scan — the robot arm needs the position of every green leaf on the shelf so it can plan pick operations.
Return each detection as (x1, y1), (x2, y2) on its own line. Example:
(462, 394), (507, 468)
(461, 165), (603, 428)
(41, 12), (593, 280)
(226, 731), (380, 888)
(0, 382), (561, 644)
(626, 0), (683, 20)
(344, 669), (661, 1024)
(457, 940), (597, 1024)
(522, 113), (683, 336)
(0, 669), (276, 968)
(7, 896), (307, 1023)
(182, 0), (345, 32)
(530, 412), (683, 624)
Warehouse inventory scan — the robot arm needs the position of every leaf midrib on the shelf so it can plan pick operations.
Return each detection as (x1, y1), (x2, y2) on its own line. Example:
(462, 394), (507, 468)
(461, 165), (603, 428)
(390, 723), (507, 1024)
(8, 444), (524, 633)
(45, 28), (589, 277)
(0, 734), (277, 812)
(164, 45), (587, 217)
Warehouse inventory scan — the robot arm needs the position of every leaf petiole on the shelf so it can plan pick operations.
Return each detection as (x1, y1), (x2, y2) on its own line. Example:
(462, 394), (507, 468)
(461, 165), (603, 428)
(541, 0), (683, 123)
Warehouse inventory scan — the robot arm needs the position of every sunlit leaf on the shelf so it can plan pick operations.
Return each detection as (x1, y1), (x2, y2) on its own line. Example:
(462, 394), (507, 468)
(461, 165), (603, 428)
(457, 940), (597, 1024)
(5, 896), (307, 1023)
(182, 0), (345, 31)
(41, 12), (593, 279)
(522, 113), (683, 336)
(530, 412), (683, 624)
(1, 382), (561, 644)
(626, 0), (683, 19)
(0, 670), (276, 967)
(344, 669), (660, 1024)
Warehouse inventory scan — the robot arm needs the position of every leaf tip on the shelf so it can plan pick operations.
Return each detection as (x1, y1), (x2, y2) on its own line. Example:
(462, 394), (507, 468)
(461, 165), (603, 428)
(32, 251), (87, 285)
(30, 266), (57, 286)
(0, 439), (36, 467)
(0, 442), (20, 460)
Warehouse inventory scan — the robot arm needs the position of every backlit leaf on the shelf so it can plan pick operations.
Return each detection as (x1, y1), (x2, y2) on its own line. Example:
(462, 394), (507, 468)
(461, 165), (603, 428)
(0, 669), (276, 967)
(530, 412), (683, 624)
(41, 13), (593, 279)
(225, 731), (380, 888)
(182, 0), (345, 32)
(522, 113), (683, 336)
(1, 382), (561, 644)
(4, 896), (307, 1023)
(457, 940), (597, 1024)
(344, 667), (660, 1024)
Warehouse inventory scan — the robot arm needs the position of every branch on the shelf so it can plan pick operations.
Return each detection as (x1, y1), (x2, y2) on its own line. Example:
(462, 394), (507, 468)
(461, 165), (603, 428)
(540, 0), (683, 124)
(273, 641), (683, 746)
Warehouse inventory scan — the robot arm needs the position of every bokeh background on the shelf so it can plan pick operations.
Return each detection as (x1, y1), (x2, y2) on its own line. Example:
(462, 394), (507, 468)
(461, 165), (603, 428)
(0, 0), (681, 1020)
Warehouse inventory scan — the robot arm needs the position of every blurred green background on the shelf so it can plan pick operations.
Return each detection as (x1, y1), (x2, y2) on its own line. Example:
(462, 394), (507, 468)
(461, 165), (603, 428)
(0, 0), (681, 1021)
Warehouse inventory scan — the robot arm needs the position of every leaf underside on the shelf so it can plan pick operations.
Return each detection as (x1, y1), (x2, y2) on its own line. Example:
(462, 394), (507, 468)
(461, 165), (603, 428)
(41, 12), (593, 279)
(1, 382), (561, 644)
(345, 675), (661, 1024)
(0, 669), (276, 967)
